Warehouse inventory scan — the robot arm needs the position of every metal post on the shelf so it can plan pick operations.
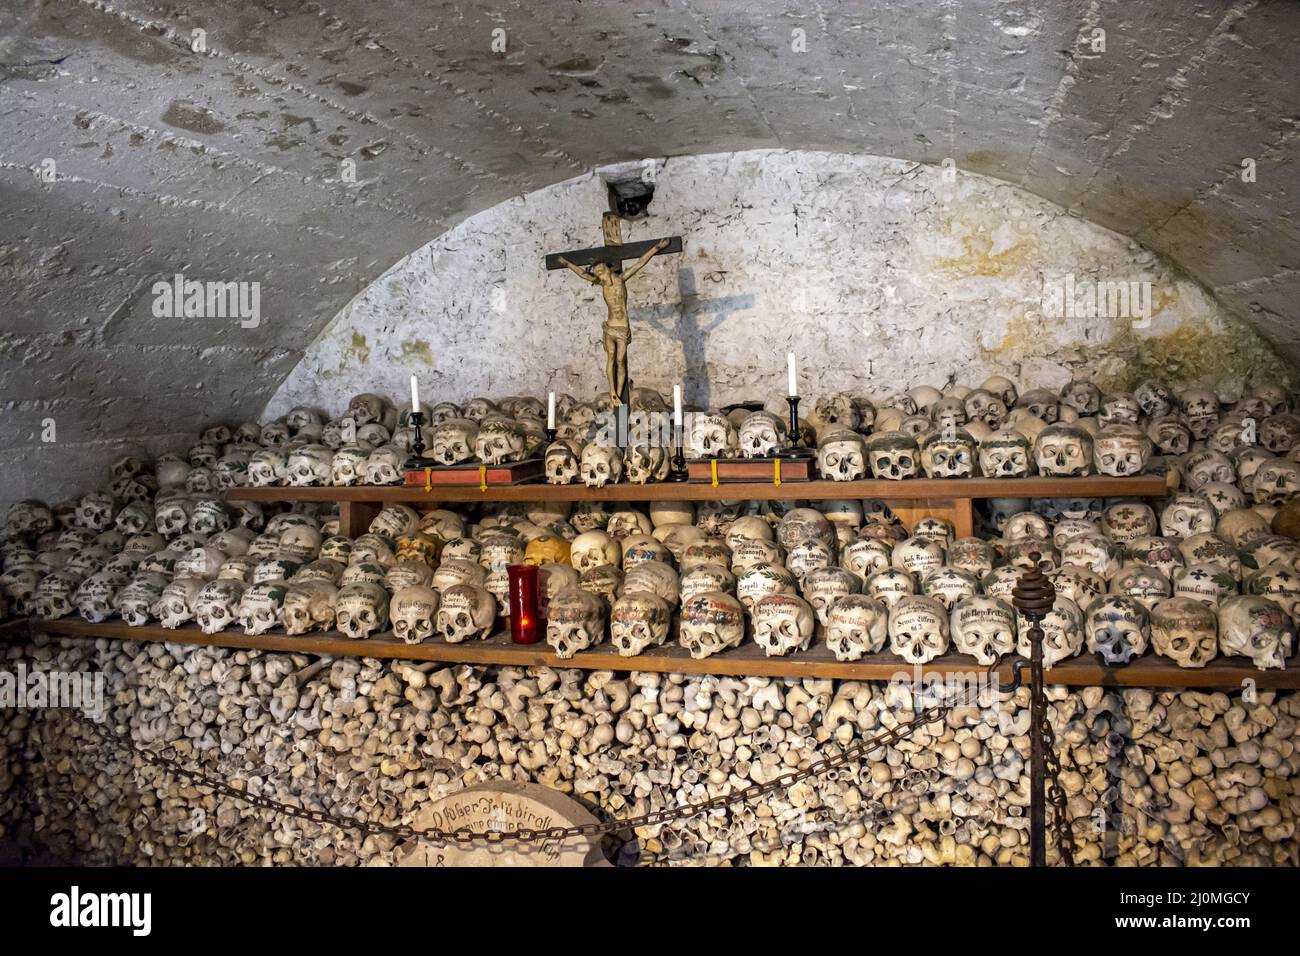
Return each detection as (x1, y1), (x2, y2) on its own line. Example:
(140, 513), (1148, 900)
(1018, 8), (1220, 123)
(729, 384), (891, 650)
(1011, 551), (1055, 869)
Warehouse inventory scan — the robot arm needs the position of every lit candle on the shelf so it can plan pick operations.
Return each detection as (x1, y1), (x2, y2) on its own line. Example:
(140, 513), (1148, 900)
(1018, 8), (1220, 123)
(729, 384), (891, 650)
(547, 391), (556, 430)
(410, 374), (419, 414)
(787, 352), (797, 397)
(673, 384), (682, 429)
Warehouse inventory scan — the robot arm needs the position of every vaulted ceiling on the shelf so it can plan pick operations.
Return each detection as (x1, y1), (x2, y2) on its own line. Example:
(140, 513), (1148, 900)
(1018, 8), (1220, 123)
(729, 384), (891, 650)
(1, 0), (1296, 503)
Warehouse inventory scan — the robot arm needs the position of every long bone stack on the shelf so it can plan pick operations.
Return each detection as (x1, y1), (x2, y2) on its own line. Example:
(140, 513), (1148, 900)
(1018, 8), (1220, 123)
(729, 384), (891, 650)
(2, 631), (1297, 867)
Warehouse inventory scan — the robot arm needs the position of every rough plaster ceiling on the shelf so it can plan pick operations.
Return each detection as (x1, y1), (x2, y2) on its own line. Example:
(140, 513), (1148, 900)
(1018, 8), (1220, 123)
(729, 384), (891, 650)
(0, 0), (1296, 505)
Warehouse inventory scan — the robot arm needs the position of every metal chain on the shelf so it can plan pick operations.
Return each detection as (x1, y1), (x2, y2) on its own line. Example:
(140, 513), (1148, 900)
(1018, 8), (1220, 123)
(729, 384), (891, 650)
(58, 691), (974, 847)
(1035, 688), (1076, 866)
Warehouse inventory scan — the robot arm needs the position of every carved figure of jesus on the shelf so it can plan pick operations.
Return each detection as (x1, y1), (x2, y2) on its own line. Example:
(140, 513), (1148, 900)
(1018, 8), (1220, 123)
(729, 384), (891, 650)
(557, 237), (671, 407)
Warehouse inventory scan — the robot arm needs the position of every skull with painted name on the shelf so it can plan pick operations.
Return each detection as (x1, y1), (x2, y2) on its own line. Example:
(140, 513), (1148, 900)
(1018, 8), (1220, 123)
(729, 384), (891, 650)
(752, 592), (816, 656)
(888, 594), (950, 664)
(1150, 597), (1219, 668)
(609, 591), (672, 657)
(334, 582), (390, 640)
(823, 594), (889, 662)
(238, 582), (288, 636)
(545, 586), (607, 659)
(193, 578), (245, 634)
(950, 596), (1016, 665)
(279, 580), (338, 636)
(1084, 595), (1150, 665)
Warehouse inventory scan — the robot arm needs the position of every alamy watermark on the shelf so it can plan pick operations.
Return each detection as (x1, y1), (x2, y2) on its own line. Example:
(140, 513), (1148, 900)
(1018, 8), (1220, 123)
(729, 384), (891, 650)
(1041, 273), (1152, 327)
(151, 272), (261, 328)
(1, 662), (104, 720)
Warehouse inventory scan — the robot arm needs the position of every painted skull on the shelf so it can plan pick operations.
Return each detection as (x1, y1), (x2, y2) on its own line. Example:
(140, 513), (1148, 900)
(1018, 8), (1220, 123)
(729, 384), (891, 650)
(390, 584), (441, 644)
(920, 428), (975, 478)
(432, 418), (479, 466)
(978, 428), (1032, 478)
(334, 581), (391, 639)
(866, 431), (920, 480)
(1033, 424), (1093, 477)
(1015, 595), (1083, 669)
(545, 586), (607, 658)
(436, 583), (497, 642)
(1084, 595), (1150, 664)
(475, 418), (527, 465)
(888, 594), (950, 664)
(279, 580), (338, 636)
(817, 428), (868, 481)
(238, 582), (288, 636)
(1093, 425), (1152, 477)
(688, 411), (739, 459)
(609, 591), (672, 657)
(950, 596), (1016, 665)
(1150, 596), (1219, 668)
(752, 592), (816, 657)
(193, 578), (246, 634)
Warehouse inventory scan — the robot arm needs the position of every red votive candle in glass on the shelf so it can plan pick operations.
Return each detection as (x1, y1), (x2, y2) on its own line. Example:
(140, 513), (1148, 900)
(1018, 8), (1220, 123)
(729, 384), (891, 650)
(507, 564), (541, 644)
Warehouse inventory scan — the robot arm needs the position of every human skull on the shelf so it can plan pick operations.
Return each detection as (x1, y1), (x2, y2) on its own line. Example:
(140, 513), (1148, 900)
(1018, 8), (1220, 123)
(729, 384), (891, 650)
(888, 594), (950, 664)
(436, 583), (497, 642)
(1252, 458), (1300, 505)
(1084, 595), (1150, 664)
(1161, 494), (1218, 539)
(739, 411), (786, 458)
(922, 567), (979, 610)
(286, 445), (333, 486)
(919, 428), (975, 479)
(1100, 502), (1158, 544)
(544, 587), (607, 658)
(752, 593), (816, 656)
(607, 591), (671, 657)
(238, 582), (288, 636)
(892, 536), (945, 577)
(193, 579), (245, 634)
(1180, 388), (1221, 438)
(1147, 416), (1192, 457)
(1098, 394), (1141, 428)
(679, 563), (736, 604)
(820, 594), (888, 662)
(977, 428), (1032, 479)
(1110, 564), (1172, 609)
(1171, 562), (1236, 606)
(620, 559), (680, 604)
(1059, 380), (1101, 416)
(674, 591), (743, 659)
(623, 443), (668, 484)
(334, 582), (390, 640)
(371, 504), (419, 539)
(817, 428), (868, 481)
(74, 491), (116, 532)
(801, 566), (862, 625)
(866, 567), (917, 608)
(431, 418), (479, 466)
(279, 580), (339, 635)
(475, 418), (527, 465)
(735, 562), (798, 611)
(364, 446), (404, 485)
(580, 443), (623, 487)
(1015, 596), (1083, 669)
(247, 449), (288, 487)
(72, 570), (124, 624)
(1245, 562), (1300, 617)
(1150, 597), (1219, 668)
(949, 596), (1016, 665)
(964, 389), (1008, 429)
(388, 585), (440, 644)
(1033, 424), (1092, 477)
(840, 538), (893, 582)
(1093, 425), (1152, 477)
(866, 431), (920, 480)
(1052, 563), (1106, 607)
(1185, 450), (1237, 491)
(154, 576), (208, 629)
(688, 411), (739, 459)
(1216, 596), (1292, 669)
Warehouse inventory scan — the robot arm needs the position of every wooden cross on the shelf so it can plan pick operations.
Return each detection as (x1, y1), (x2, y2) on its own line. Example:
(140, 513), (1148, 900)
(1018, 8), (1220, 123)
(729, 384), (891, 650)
(546, 213), (683, 408)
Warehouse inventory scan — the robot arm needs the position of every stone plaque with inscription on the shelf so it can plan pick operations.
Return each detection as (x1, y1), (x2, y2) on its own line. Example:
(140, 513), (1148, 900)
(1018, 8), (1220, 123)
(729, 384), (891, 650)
(396, 782), (610, 867)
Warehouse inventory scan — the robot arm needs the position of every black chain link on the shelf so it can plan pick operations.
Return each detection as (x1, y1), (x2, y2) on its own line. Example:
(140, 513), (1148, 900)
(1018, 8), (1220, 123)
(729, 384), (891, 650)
(1036, 696), (1076, 866)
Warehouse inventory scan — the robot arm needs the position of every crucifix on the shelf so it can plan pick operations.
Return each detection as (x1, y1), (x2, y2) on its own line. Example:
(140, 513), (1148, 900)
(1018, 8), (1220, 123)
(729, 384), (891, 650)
(546, 213), (683, 408)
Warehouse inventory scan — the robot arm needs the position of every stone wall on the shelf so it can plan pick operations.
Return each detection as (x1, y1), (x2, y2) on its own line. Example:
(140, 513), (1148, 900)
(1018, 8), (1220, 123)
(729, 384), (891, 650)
(267, 149), (1293, 423)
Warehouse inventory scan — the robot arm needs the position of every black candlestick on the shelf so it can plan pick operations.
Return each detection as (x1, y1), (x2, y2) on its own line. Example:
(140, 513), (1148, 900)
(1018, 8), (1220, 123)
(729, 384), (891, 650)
(667, 420), (689, 481)
(544, 426), (557, 445)
(404, 410), (438, 470)
(777, 395), (815, 459)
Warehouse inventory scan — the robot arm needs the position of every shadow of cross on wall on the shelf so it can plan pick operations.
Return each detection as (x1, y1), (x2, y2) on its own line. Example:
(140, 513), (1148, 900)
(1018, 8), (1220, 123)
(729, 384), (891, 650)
(633, 267), (754, 410)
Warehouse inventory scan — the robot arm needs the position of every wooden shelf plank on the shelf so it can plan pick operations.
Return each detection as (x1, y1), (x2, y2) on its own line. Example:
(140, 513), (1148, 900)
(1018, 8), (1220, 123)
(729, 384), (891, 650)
(20, 619), (1296, 689)
(226, 475), (1170, 506)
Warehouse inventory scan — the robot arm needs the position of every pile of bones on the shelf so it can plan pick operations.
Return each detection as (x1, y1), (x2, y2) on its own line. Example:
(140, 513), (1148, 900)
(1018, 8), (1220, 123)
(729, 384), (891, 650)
(0, 376), (1298, 865)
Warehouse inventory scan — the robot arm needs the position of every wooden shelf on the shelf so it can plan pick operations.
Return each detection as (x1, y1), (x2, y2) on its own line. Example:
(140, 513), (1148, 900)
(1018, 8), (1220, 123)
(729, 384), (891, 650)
(228, 475), (1171, 505)
(21, 619), (1298, 689)
(229, 475), (1172, 537)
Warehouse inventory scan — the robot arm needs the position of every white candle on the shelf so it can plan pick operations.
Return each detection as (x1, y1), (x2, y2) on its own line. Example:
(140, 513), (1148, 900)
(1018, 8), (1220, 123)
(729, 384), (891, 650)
(547, 392), (556, 430)
(410, 374), (419, 413)
(787, 352), (797, 397)
(673, 384), (682, 429)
